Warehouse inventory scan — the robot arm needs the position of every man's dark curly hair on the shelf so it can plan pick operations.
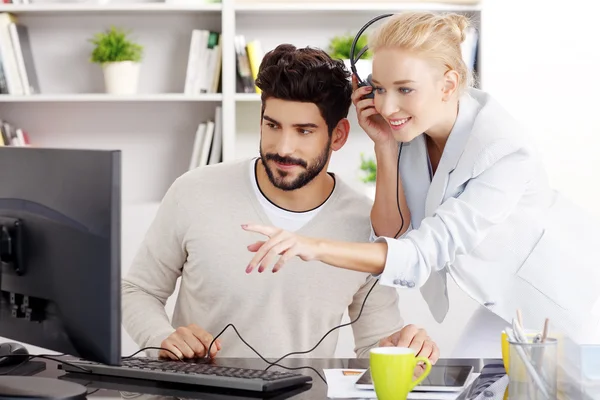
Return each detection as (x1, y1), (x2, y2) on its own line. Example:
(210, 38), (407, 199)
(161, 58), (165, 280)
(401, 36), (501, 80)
(255, 44), (353, 136)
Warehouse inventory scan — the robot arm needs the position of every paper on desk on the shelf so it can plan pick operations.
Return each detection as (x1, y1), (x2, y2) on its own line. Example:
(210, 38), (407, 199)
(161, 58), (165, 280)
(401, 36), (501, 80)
(323, 369), (479, 400)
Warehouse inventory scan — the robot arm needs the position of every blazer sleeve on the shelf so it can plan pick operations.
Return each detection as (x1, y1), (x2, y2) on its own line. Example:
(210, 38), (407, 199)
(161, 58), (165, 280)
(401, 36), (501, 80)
(369, 220), (413, 242)
(376, 140), (534, 289)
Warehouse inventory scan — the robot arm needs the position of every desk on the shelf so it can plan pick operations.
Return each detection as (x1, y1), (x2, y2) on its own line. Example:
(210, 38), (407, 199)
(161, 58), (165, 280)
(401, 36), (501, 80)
(29, 357), (502, 400)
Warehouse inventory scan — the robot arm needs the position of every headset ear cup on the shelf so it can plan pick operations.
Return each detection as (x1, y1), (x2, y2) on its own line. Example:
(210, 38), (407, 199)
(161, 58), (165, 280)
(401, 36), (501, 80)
(359, 74), (375, 100)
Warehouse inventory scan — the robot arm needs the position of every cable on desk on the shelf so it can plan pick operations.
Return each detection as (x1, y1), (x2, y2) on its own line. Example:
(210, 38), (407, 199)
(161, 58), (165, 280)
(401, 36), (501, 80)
(130, 342), (327, 384)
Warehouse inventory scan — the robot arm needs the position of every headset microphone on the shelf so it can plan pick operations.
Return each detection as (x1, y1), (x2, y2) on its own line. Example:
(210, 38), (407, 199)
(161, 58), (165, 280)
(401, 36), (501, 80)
(349, 13), (393, 99)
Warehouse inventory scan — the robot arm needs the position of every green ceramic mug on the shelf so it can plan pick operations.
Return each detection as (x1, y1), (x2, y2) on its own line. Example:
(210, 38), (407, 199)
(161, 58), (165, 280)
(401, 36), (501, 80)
(370, 347), (432, 400)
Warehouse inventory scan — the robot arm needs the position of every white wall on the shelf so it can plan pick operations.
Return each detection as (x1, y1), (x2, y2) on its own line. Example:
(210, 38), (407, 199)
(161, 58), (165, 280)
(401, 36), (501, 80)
(480, 0), (600, 218)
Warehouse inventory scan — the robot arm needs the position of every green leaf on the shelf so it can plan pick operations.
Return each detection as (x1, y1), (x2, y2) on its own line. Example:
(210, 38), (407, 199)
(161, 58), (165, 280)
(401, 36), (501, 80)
(359, 153), (377, 183)
(327, 33), (371, 61)
(89, 26), (144, 64)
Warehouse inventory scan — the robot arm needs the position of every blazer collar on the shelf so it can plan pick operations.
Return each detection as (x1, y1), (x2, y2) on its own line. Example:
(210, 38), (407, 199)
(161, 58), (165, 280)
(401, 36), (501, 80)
(425, 92), (479, 216)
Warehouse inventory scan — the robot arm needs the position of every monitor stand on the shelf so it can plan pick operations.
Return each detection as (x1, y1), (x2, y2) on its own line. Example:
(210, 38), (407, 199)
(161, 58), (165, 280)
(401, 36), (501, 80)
(0, 376), (87, 400)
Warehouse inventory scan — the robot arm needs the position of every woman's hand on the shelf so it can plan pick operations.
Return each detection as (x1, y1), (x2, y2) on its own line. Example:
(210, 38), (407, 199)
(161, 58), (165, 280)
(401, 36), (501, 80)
(242, 224), (320, 273)
(352, 75), (394, 146)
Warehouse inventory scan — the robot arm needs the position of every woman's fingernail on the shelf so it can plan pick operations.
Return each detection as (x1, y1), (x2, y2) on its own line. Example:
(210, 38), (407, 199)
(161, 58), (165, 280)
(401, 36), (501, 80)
(241, 224), (247, 228)
(246, 265), (252, 273)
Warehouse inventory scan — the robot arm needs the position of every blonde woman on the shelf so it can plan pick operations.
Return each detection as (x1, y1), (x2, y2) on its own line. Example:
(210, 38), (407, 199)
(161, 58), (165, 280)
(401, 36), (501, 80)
(242, 11), (600, 353)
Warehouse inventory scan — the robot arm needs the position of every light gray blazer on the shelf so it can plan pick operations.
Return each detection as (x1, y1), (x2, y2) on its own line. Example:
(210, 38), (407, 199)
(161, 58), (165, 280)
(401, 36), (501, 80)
(373, 88), (600, 344)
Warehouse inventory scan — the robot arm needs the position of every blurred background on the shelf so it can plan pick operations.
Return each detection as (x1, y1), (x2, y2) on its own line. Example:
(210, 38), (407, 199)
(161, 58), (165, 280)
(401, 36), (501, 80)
(1, 0), (598, 359)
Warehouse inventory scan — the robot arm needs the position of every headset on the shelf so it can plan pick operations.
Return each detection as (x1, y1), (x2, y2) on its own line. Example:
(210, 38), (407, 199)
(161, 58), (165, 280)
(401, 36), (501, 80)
(349, 13), (393, 99)
(350, 13), (406, 239)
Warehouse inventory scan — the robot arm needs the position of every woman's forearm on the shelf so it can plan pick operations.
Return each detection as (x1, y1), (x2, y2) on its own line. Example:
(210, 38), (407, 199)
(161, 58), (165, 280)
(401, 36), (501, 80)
(314, 239), (388, 275)
(371, 142), (411, 238)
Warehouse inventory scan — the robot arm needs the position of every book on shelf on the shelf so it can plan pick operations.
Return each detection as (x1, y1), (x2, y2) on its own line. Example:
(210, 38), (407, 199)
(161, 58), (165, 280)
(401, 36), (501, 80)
(0, 119), (30, 146)
(235, 34), (263, 94)
(0, 13), (39, 95)
(189, 105), (222, 170)
(184, 29), (222, 95)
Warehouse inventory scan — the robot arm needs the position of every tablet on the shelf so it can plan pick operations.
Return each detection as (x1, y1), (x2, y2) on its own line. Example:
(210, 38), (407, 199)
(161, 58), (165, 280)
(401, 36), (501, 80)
(355, 365), (474, 392)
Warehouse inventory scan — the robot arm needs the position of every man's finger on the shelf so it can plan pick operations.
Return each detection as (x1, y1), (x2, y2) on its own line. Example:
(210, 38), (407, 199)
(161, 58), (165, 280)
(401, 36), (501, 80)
(159, 343), (183, 360)
(198, 333), (217, 358)
(408, 331), (427, 354)
(416, 339), (433, 359)
(392, 325), (419, 347)
(189, 325), (217, 358)
(170, 335), (195, 359)
(179, 328), (207, 357)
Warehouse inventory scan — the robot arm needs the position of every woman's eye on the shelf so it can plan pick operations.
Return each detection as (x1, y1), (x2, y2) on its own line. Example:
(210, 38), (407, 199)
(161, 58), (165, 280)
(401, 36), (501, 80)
(399, 88), (413, 94)
(374, 87), (385, 94)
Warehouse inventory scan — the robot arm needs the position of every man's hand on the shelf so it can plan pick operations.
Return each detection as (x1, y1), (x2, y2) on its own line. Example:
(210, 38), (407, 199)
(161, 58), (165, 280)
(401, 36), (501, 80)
(159, 324), (222, 360)
(379, 324), (440, 377)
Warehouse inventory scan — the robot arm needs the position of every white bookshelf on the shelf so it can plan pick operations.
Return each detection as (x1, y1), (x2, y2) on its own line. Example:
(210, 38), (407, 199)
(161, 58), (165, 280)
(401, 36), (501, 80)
(0, 0), (481, 204)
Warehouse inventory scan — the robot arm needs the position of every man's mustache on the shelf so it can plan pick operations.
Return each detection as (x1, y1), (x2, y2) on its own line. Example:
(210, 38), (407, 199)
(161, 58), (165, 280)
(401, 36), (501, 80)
(264, 153), (307, 168)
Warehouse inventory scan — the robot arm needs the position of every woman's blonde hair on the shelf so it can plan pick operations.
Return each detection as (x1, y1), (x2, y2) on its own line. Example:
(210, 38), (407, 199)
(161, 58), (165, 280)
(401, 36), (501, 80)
(368, 11), (474, 92)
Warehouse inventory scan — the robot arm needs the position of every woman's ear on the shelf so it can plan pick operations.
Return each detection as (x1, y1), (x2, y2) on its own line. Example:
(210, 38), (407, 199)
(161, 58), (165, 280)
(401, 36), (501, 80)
(441, 70), (460, 101)
(331, 118), (350, 151)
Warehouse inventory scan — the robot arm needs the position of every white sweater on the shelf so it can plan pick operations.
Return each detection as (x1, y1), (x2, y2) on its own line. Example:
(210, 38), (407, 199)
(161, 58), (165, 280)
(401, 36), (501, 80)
(122, 158), (404, 359)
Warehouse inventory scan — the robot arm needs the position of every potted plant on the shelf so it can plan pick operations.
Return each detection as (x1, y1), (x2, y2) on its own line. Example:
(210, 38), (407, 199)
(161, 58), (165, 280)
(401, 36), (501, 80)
(89, 26), (143, 95)
(328, 33), (372, 80)
(359, 153), (377, 200)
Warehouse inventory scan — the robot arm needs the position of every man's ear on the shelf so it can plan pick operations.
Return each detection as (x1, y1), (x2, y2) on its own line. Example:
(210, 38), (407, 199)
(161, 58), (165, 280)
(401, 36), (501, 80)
(330, 118), (350, 151)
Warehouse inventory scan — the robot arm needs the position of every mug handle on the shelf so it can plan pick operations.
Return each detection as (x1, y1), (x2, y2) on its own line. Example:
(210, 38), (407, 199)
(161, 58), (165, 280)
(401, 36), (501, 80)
(409, 357), (432, 391)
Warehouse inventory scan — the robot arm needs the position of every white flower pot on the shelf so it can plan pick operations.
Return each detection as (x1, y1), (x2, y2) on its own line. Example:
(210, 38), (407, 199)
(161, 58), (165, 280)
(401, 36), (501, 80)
(343, 59), (372, 82)
(102, 61), (140, 95)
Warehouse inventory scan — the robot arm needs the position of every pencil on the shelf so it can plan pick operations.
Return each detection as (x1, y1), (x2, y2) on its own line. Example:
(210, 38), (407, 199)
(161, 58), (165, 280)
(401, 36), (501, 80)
(541, 318), (549, 343)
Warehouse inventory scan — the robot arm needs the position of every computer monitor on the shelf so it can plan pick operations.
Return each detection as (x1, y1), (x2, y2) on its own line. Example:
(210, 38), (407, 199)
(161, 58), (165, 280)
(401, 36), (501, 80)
(0, 146), (121, 366)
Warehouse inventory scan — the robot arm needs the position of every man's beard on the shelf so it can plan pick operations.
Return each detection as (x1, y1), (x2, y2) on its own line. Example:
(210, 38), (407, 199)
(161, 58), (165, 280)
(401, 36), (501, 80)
(260, 138), (331, 191)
